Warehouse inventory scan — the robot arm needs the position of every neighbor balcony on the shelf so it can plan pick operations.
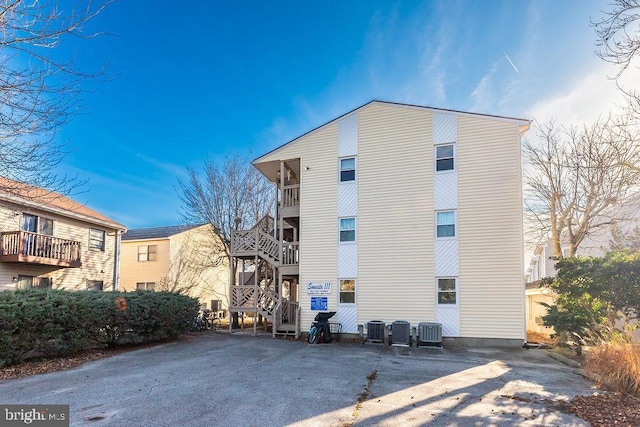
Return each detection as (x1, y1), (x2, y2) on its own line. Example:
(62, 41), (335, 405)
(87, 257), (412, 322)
(0, 231), (82, 268)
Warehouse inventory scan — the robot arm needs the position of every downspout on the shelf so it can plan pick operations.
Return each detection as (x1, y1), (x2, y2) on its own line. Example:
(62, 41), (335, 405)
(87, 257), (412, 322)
(113, 230), (122, 291)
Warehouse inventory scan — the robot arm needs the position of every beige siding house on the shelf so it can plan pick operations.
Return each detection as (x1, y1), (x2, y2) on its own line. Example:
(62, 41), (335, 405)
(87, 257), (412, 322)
(120, 224), (229, 311)
(230, 100), (530, 346)
(0, 178), (126, 291)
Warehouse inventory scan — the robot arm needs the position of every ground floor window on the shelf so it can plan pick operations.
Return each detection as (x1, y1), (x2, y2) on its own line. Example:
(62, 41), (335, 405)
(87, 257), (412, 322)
(339, 279), (356, 304)
(17, 275), (52, 289)
(437, 277), (457, 305)
(87, 280), (104, 291)
(136, 282), (155, 291)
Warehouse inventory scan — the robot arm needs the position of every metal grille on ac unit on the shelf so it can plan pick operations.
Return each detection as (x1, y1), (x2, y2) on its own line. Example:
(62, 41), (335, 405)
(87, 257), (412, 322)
(366, 321), (385, 342)
(418, 322), (442, 347)
(391, 320), (411, 347)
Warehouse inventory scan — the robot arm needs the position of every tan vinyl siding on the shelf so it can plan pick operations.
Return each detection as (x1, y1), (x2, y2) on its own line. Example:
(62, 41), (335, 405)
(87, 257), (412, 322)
(457, 116), (524, 339)
(256, 124), (339, 328)
(120, 239), (170, 291)
(358, 103), (435, 324)
(0, 203), (118, 291)
(168, 226), (230, 310)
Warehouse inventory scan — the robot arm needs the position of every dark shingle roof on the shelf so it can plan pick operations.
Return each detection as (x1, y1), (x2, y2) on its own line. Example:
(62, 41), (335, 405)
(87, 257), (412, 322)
(122, 224), (202, 241)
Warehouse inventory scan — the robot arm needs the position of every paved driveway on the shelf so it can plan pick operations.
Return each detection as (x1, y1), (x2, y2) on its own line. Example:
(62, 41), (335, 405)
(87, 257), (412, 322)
(1, 333), (595, 426)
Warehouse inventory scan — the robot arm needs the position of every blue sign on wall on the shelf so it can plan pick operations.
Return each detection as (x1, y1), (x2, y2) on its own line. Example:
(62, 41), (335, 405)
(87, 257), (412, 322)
(310, 297), (328, 311)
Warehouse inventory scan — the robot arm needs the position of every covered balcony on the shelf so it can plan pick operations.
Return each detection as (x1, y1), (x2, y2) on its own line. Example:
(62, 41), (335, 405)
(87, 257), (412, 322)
(0, 231), (82, 268)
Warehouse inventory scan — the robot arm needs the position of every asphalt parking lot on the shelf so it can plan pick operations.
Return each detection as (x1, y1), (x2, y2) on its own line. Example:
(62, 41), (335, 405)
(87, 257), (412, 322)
(1, 332), (595, 426)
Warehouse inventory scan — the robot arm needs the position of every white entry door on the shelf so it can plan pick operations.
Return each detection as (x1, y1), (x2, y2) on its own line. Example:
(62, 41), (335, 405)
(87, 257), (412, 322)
(337, 278), (358, 333)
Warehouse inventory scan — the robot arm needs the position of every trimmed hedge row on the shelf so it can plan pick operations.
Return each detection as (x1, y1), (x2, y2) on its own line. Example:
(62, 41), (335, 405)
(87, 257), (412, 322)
(0, 289), (200, 367)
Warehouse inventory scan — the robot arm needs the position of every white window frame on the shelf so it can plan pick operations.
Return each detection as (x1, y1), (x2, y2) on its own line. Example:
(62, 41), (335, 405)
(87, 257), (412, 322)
(89, 228), (106, 251)
(339, 157), (356, 183)
(22, 213), (54, 236)
(136, 282), (155, 291)
(339, 217), (356, 243)
(436, 210), (456, 238)
(435, 144), (455, 172)
(87, 280), (104, 291)
(137, 245), (157, 262)
(436, 277), (458, 306)
(338, 278), (356, 305)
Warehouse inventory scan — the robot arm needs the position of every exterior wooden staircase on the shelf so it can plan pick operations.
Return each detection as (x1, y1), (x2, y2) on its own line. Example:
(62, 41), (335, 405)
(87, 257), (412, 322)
(230, 222), (300, 337)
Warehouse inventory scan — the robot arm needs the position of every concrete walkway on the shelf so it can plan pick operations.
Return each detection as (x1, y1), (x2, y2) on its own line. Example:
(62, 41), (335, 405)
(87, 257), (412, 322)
(1, 333), (596, 426)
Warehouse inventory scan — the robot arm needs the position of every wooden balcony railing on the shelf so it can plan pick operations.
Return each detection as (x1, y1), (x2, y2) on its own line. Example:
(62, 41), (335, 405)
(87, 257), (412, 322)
(0, 231), (82, 268)
(281, 184), (300, 209)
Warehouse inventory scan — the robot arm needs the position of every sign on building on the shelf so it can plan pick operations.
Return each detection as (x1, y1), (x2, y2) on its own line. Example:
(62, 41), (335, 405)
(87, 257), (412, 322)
(310, 297), (328, 311)
(307, 282), (332, 295)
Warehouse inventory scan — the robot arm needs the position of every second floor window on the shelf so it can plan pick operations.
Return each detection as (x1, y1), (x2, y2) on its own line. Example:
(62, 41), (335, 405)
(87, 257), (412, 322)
(138, 245), (157, 262)
(340, 157), (356, 182)
(90, 228), (105, 251)
(22, 214), (53, 235)
(436, 145), (454, 171)
(339, 218), (356, 242)
(436, 211), (456, 238)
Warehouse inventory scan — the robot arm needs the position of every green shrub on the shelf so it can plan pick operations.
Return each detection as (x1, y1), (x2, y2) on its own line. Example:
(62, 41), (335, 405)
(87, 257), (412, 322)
(0, 289), (199, 368)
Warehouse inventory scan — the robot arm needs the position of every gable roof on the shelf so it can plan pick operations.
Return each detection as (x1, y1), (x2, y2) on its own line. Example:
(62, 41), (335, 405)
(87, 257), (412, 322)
(0, 176), (126, 230)
(122, 224), (203, 241)
(253, 99), (531, 164)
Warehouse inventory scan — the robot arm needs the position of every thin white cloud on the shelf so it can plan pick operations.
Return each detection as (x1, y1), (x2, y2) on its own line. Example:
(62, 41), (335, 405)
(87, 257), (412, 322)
(527, 61), (639, 125)
(470, 61), (500, 112)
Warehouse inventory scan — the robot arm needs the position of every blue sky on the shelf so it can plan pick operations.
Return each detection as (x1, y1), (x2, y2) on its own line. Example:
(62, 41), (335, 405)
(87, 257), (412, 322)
(52, 0), (635, 228)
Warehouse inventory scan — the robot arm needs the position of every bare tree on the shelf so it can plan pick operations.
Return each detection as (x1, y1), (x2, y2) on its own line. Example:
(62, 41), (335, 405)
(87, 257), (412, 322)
(156, 226), (229, 304)
(593, 0), (640, 78)
(0, 0), (114, 198)
(593, 0), (640, 122)
(178, 152), (274, 326)
(524, 117), (640, 258)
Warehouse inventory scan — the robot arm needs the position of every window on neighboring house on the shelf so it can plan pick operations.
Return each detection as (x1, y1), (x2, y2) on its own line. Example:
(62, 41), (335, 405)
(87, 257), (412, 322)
(436, 211), (456, 238)
(17, 275), (52, 289)
(437, 278), (457, 305)
(339, 218), (356, 242)
(138, 245), (158, 262)
(339, 279), (356, 304)
(340, 157), (356, 182)
(89, 228), (105, 251)
(436, 145), (454, 171)
(21, 214), (54, 235)
(87, 280), (104, 291)
(136, 282), (155, 291)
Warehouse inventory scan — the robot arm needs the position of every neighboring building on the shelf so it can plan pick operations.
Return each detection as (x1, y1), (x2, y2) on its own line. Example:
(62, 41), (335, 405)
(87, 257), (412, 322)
(120, 224), (229, 311)
(0, 178), (126, 291)
(525, 243), (556, 336)
(231, 100), (530, 346)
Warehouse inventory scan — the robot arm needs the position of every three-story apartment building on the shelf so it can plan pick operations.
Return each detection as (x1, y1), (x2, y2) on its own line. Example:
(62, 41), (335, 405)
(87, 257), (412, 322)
(231, 100), (530, 346)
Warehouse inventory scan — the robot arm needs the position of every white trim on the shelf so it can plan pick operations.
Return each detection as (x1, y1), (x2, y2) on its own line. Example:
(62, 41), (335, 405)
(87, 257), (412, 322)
(436, 276), (459, 307)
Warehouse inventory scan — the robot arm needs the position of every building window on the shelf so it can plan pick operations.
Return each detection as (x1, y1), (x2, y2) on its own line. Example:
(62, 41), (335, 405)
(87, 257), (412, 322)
(138, 245), (157, 262)
(16, 276), (52, 289)
(340, 157), (356, 182)
(87, 280), (104, 291)
(436, 211), (456, 238)
(436, 145), (454, 171)
(339, 218), (356, 242)
(339, 279), (356, 304)
(22, 214), (53, 235)
(136, 282), (155, 291)
(89, 228), (105, 251)
(437, 278), (457, 305)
